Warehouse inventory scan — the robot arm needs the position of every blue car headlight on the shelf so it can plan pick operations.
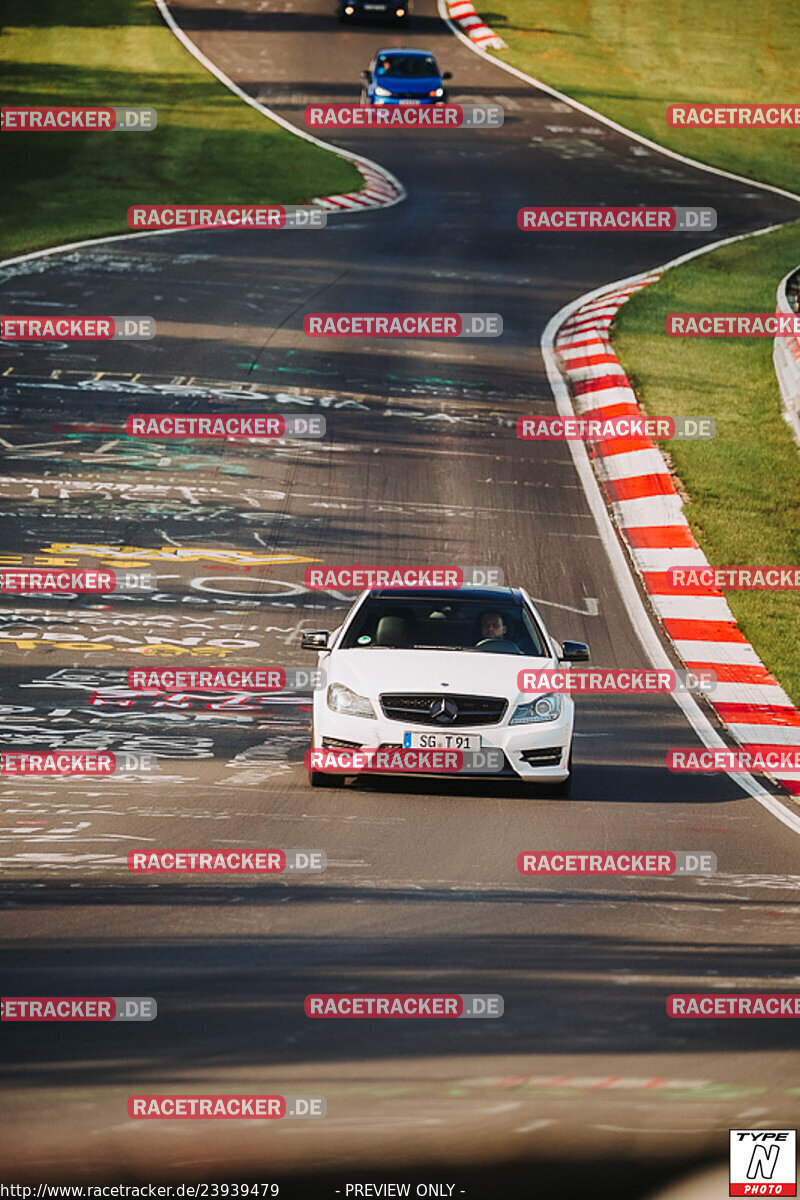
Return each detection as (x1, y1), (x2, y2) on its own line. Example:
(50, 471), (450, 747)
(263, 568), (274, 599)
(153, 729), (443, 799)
(373, 85), (392, 98)
(509, 693), (561, 724)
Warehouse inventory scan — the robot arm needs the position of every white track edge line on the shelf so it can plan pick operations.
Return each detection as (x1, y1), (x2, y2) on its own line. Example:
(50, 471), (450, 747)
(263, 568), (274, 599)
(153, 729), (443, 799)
(0, 1), (405, 275)
(155, 0), (405, 202)
(436, 0), (800, 207)
(441, 0), (800, 829)
(541, 230), (800, 835)
(2, 4), (798, 834)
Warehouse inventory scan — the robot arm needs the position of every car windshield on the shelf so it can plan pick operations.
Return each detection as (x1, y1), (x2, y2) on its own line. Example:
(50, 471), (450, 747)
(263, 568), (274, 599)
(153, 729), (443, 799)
(340, 596), (547, 655)
(375, 54), (439, 78)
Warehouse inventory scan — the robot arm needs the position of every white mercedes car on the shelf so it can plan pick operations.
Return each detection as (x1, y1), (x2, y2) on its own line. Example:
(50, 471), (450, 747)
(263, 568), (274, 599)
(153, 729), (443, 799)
(303, 585), (589, 794)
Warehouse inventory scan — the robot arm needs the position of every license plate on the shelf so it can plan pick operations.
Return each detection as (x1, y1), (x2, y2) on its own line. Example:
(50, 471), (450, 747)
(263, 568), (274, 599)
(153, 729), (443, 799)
(363, 5), (385, 9)
(403, 732), (482, 750)
(399, 99), (418, 104)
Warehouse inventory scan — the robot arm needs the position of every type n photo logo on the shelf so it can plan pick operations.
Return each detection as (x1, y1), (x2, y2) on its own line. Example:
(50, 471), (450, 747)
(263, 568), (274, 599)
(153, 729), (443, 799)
(730, 1130), (796, 1196)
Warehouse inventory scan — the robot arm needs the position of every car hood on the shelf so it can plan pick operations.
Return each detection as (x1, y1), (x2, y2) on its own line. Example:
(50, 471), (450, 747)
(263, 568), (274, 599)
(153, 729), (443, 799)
(325, 648), (556, 699)
(375, 75), (442, 94)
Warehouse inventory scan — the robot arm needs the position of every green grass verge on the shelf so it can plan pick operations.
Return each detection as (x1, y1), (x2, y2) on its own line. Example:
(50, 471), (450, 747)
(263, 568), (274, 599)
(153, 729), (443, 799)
(482, 0), (800, 196)
(611, 223), (800, 703)
(0, 0), (361, 257)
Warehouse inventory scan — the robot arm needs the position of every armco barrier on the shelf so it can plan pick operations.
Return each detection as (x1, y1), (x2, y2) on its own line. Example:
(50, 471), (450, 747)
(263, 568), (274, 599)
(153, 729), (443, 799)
(774, 265), (800, 445)
(555, 278), (800, 797)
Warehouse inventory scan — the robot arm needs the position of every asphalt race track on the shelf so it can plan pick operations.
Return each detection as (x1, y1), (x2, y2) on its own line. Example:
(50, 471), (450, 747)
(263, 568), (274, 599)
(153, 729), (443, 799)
(1, 0), (799, 1192)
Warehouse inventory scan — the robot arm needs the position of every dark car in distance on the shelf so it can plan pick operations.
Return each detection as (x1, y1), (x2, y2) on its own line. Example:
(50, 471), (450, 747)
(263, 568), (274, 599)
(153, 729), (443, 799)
(339, 0), (411, 23)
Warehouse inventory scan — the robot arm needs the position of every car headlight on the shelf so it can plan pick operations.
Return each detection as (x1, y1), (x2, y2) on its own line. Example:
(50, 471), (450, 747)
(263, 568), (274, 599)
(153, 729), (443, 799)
(327, 683), (376, 719)
(429, 87), (444, 97)
(373, 85), (392, 98)
(509, 693), (561, 724)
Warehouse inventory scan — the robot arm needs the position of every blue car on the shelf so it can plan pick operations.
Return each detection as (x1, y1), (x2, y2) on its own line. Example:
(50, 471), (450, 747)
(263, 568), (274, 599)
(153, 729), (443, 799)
(361, 49), (452, 106)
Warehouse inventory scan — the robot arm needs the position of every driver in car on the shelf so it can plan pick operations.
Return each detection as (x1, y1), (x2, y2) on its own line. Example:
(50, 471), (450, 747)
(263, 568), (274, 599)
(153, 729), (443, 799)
(479, 611), (511, 642)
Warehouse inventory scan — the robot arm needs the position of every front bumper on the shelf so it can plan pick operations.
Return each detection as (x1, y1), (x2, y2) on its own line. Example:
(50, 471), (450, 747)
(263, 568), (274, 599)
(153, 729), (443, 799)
(368, 96), (444, 106)
(312, 699), (573, 780)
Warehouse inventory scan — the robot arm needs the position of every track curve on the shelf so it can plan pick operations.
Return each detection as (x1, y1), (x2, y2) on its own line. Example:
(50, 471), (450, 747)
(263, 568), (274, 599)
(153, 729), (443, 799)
(1, 0), (799, 1187)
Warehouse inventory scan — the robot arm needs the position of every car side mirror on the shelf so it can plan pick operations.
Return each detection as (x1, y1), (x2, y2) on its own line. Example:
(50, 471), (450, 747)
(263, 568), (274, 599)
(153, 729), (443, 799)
(362, 70), (372, 81)
(302, 631), (330, 650)
(442, 71), (452, 80)
(560, 640), (589, 662)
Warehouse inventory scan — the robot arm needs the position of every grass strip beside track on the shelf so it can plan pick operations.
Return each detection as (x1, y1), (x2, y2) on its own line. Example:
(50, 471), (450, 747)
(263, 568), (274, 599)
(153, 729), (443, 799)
(0, 0), (361, 257)
(611, 224), (800, 704)
(481, 0), (800, 196)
